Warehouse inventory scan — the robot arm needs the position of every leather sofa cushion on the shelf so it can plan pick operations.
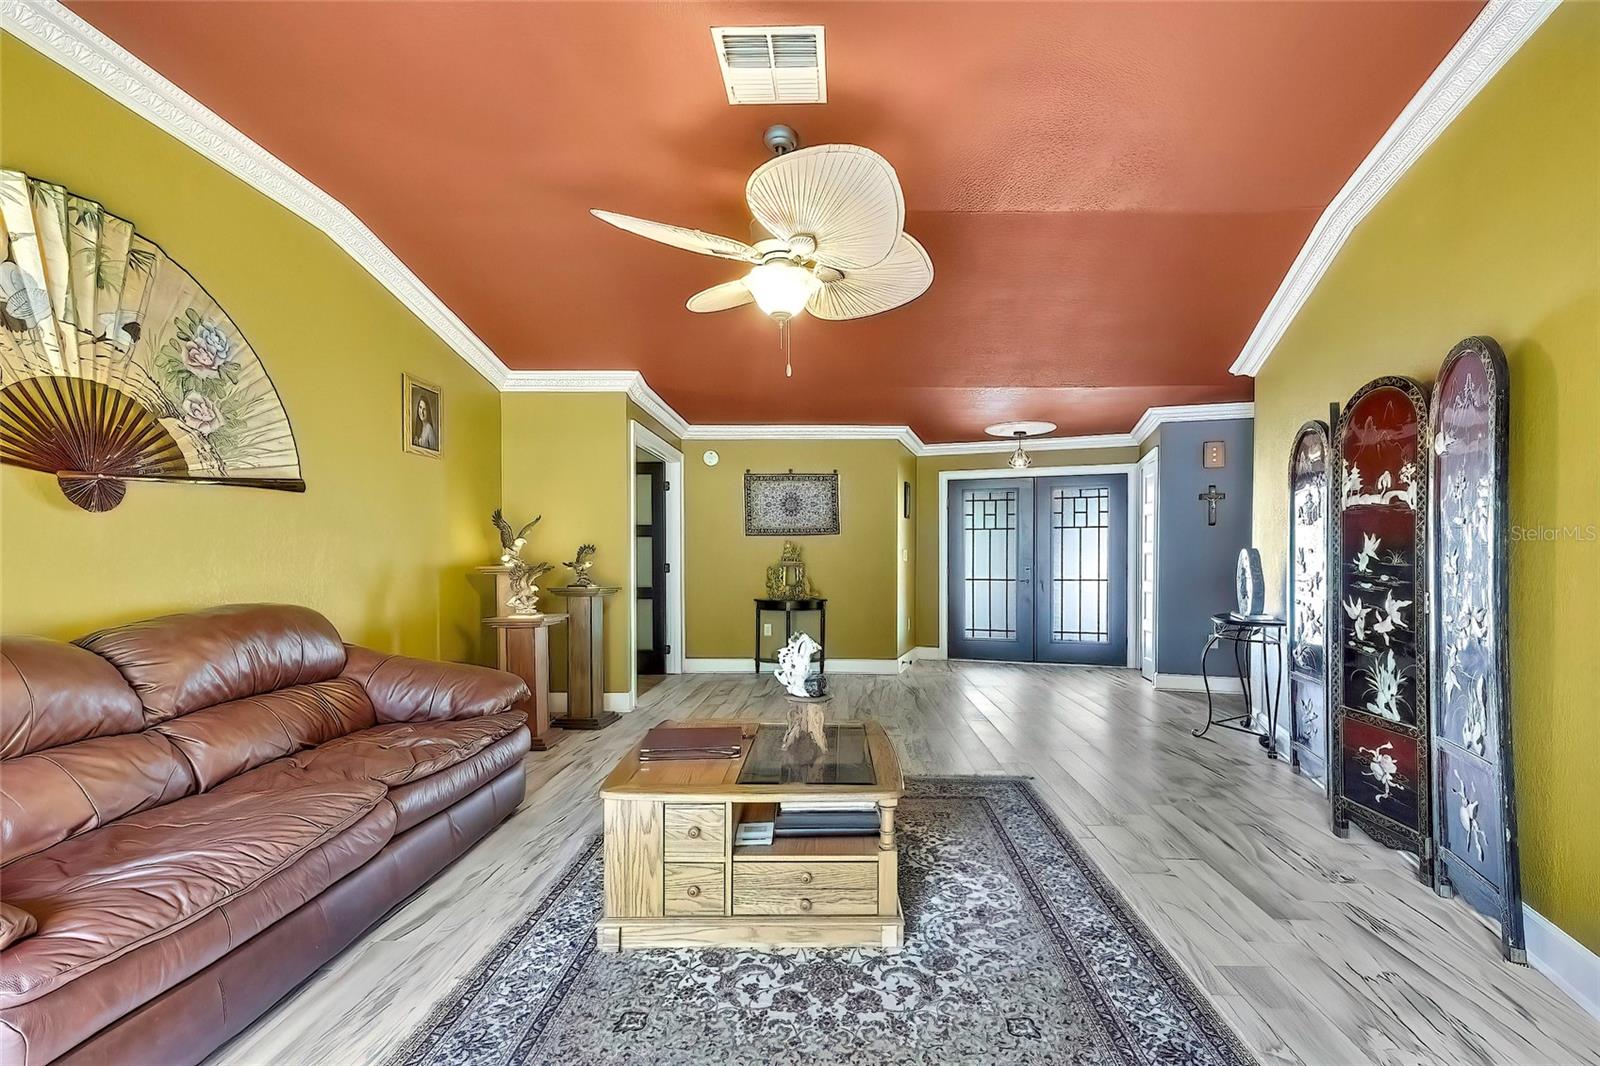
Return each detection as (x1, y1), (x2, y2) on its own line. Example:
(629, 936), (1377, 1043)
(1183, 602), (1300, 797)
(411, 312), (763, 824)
(1, 731), (195, 866)
(77, 605), (346, 724)
(387, 724), (530, 832)
(216, 712), (526, 801)
(2, 636), (144, 758)
(342, 645), (529, 724)
(0, 780), (387, 1009)
(0, 903), (36, 951)
(152, 678), (376, 791)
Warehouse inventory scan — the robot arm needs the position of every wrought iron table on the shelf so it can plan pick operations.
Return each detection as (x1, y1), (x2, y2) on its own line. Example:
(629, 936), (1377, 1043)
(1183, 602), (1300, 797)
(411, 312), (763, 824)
(1195, 612), (1285, 759)
(753, 598), (827, 676)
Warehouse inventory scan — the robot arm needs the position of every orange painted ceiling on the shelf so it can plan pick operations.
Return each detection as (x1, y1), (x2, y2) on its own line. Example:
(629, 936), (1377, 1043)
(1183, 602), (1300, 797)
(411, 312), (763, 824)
(68, 1), (1481, 442)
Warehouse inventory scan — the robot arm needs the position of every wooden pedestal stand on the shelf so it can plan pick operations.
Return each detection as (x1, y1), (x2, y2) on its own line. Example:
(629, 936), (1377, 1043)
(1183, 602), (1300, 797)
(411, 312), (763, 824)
(474, 564), (566, 750)
(483, 614), (566, 750)
(550, 586), (620, 730)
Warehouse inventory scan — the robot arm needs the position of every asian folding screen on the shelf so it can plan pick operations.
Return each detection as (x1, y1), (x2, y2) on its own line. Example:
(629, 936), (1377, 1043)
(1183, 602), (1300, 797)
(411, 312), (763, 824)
(1429, 337), (1522, 961)
(1331, 376), (1433, 880)
(1287, 420), (1333, 789)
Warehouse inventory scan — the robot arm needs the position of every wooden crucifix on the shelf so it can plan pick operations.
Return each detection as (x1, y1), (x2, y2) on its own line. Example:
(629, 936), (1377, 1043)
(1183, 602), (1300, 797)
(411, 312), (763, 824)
(1198, 484), (1226, 526)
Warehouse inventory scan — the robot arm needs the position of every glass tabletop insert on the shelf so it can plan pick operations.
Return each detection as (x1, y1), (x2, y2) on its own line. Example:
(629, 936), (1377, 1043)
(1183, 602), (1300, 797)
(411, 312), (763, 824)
(737, 723), (877, 786)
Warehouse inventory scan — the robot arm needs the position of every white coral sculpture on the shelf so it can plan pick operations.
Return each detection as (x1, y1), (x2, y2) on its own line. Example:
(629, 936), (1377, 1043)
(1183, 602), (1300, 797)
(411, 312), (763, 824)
(1353, 533), (1381, 573)
(1343, 596), (1372, 643)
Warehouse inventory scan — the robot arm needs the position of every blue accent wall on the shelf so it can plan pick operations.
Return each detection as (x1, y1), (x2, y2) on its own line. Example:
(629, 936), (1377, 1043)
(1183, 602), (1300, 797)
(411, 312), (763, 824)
(1155, 418), (1254, 675)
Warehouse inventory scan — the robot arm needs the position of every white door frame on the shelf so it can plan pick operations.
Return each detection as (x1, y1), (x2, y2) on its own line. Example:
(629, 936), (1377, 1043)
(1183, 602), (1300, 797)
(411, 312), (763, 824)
(938, 464), (1140, 666)
(1137, 449), (1160, 680)
(628, 421), (685, 706)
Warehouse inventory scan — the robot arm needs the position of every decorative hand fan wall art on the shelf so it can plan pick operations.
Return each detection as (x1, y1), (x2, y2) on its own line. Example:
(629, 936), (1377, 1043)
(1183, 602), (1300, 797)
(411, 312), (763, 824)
(591, 125), (933, 377)
(0, 169), (303, 511)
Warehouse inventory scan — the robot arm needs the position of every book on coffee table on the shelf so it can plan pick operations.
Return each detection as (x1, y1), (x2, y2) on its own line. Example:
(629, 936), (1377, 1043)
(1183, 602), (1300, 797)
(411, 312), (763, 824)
(637, 724), (744, 761)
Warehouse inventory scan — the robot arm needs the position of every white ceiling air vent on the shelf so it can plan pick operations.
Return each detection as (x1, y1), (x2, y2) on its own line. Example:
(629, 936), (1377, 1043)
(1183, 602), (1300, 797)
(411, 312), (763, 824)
(710, 26), (827, 105)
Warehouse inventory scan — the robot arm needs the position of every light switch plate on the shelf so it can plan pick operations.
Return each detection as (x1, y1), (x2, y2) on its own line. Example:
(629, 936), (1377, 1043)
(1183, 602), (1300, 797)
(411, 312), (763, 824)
(1203, 440), (1226, 469)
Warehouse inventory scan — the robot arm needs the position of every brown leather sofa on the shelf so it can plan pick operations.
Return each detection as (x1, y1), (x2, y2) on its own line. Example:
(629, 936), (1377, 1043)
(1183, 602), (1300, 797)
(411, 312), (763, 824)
(0, 604), (532, 1066)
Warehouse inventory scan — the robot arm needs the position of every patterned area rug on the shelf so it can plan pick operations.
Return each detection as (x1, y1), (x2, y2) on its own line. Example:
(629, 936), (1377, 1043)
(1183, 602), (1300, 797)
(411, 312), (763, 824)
(391, 777), (1255, 1066)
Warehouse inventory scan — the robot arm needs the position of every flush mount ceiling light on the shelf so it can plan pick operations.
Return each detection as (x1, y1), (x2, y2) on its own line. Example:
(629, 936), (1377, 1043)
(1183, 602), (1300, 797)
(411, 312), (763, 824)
(590, 126), (933, 377)
(985, 421), (1057, 470)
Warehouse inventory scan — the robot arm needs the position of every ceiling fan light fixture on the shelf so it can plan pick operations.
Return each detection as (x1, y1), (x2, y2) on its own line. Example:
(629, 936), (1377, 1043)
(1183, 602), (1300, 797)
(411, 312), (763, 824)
(745, 260), (819, 319)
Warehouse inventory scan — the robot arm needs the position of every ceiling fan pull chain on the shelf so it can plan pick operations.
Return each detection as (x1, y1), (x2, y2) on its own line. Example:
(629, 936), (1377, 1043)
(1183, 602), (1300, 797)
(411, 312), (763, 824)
(782, 318), (793, 377)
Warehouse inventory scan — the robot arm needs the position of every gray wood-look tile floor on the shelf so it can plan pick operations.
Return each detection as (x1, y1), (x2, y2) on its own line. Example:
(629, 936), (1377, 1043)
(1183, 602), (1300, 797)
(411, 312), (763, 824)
(212, 663), (1600, 1066)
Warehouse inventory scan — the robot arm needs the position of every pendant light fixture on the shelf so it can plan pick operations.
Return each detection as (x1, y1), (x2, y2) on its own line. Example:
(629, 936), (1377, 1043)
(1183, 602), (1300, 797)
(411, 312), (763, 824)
(985, 421), (1057, 469)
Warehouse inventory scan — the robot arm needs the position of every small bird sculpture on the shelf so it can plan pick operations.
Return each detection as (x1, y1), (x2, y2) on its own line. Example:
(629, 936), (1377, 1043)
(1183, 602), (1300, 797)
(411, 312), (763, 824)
(491, 509), (541, 564)
(563, 544), (597, 587)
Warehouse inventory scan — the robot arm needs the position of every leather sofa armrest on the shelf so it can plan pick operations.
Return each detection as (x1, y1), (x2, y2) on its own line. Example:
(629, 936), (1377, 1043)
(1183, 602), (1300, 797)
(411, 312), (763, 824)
(342, 645), (529, 724)
(1, 901), (37, 951)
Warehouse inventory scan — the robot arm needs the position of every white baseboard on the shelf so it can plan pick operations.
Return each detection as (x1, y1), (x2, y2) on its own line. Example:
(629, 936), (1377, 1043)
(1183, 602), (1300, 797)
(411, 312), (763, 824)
(685, 658), (905, 675)
(1525, 906), (1600, 1022)
(910, 646), (946, 661)
(549, 691), (633, 714)
(1153, 673), (1244, 694)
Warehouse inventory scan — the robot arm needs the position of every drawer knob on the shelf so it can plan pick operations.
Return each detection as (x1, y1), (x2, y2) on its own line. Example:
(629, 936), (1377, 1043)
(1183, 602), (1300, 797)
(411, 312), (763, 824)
(799, 898), (813, 911)
(686, 826), (702, 839)
(686, 885), (701, 898)
(799, 871), (814, 884)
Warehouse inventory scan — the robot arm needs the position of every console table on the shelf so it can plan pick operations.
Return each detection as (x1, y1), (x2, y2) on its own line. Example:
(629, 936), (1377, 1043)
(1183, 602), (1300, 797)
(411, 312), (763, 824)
(1194, 611), (1285, 759)
(753, 597), (827, 675)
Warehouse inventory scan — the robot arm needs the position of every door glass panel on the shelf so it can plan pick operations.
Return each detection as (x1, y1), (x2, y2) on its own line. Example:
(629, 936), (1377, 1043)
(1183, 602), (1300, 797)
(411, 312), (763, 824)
(637, 607), (654, 650)
(1050, 486), (1111, 643)
(635, 536), (652, 586)
(635, 473), (653, 523)
(962, 489), (1019, 640)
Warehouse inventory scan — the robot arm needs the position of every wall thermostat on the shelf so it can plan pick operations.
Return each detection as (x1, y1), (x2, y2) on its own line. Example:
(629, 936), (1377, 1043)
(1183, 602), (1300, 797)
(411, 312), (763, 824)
(702, 449), (720, 467)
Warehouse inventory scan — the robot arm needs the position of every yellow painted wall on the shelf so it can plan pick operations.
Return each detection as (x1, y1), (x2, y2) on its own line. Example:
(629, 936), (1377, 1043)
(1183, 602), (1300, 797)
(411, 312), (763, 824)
(627, 399), (681, 451)
(1250, 5), (1599, 951)
(0, 37), (501, 663)
(685, 439), (908, 661)
(912, 447), (1140, 647)
(500, 392), (632, 692)
(896, 449), (916, 656)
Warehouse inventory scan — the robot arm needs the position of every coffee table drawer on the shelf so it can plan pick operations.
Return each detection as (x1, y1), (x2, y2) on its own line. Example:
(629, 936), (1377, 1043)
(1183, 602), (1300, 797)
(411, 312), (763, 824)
(664, 863), (726, 916)
(664, 804), (725, 859)
(732, 862), (878, 916)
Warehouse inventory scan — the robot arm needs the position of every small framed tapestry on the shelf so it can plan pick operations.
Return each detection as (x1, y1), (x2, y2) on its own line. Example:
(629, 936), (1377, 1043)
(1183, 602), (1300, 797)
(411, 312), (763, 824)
(745, 470), (840, 536)
(403, 373), (441, 458)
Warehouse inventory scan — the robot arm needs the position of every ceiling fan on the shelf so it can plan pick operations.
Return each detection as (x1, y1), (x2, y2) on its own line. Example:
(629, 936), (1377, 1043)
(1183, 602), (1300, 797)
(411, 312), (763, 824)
(591, 125), (933, 376)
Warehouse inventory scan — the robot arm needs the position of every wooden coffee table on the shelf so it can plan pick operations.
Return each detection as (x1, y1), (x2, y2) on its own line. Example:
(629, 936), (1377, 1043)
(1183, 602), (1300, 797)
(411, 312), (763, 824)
(596, 718), (904, 952)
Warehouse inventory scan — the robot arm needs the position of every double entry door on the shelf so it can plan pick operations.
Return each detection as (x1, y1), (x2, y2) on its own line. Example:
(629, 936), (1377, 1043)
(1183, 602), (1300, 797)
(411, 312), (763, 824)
(947, 474), (1129, 665)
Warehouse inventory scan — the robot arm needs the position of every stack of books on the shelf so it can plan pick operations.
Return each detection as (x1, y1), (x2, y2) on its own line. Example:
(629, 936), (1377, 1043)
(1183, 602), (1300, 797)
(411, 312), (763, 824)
(637, 725), (743, 762)
(773, 800), (880, 837)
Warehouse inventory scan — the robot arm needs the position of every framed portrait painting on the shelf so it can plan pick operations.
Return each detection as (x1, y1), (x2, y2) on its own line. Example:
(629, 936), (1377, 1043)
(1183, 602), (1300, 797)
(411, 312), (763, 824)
(403, 373), (441, 458)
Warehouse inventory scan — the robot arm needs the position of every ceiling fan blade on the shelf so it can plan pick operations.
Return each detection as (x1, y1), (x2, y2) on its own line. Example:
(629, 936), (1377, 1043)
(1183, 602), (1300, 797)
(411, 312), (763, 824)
(806, 233), (933, 321)
(686, 280), (754, 313)
(745, 145), (904, 271)
(589, 210), (759, 262)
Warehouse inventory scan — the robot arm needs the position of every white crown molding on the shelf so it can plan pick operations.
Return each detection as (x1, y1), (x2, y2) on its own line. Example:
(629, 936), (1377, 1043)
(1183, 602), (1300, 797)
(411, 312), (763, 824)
(1229, 0), (1559, 378)
(683, 423), (924, 453)
(920, 432), (1133, 456)
(1, 0), (513, 389)
(500, 370), (691, 438)
(1127, 402), (1256, 443)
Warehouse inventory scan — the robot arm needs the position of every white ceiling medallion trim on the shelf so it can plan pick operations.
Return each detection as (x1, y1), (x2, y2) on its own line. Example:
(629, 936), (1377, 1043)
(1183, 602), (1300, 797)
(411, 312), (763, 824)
(1230, 0), (1559, 378)
(1, 0), (511, 388)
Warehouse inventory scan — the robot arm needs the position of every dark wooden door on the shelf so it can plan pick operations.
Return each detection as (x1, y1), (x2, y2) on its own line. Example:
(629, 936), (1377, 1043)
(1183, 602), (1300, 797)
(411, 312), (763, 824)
(635, 461), (666, 675)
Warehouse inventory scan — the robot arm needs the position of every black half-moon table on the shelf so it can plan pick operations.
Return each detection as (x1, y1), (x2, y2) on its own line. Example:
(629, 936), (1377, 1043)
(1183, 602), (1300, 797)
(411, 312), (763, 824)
(1195, 611), (1285, 759)
(753, 597), (827, 676)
